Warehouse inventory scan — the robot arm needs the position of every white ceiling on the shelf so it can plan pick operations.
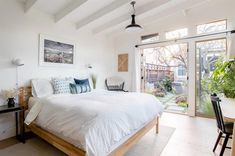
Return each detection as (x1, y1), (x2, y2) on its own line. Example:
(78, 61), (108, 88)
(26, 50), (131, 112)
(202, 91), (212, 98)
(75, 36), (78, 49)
(36, 0), (74, 15)
(16, 0), (219, 34)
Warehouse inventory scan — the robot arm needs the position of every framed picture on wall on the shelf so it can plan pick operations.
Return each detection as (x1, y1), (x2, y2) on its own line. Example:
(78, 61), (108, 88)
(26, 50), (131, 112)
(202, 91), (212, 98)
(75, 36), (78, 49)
(39, 34), (76, 67)
(118, 53), (128, 72)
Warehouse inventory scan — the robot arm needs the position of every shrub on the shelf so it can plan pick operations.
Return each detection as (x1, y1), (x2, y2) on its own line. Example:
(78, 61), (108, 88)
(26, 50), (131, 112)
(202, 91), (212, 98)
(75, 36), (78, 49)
(162, 76), (173, 92)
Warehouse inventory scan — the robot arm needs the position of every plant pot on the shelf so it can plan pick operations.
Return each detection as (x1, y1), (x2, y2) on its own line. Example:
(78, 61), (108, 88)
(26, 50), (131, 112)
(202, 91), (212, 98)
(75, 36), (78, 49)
(7, 98), (15, 107)
(220, 97), (235, 105)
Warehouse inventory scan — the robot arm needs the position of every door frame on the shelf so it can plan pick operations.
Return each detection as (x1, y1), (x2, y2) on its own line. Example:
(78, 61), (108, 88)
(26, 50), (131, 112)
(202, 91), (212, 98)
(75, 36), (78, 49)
(140, 42), (191, 115)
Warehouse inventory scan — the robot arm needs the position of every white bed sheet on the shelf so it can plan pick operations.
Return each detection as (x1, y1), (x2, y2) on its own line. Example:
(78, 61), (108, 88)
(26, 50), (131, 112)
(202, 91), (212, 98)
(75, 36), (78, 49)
(25, 90), (163, 156)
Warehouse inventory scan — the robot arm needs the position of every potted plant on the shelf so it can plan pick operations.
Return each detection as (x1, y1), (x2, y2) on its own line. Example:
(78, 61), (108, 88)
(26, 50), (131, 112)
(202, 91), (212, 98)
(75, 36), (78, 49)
(208, 58), (235, 104)
(0, 89), (18, 107)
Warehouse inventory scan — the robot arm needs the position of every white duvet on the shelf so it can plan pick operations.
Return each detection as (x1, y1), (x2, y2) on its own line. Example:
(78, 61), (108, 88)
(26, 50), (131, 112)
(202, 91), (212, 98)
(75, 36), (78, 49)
(25, 90), (163, 156)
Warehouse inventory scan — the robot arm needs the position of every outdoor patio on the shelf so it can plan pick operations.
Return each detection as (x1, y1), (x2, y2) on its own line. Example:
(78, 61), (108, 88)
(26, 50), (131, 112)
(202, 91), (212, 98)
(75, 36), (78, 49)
(157, 93), (188, 114)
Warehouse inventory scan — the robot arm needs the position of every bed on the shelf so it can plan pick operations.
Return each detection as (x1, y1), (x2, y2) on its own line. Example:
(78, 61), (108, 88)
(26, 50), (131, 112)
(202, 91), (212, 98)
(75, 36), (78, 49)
(19, 87), (163, 156)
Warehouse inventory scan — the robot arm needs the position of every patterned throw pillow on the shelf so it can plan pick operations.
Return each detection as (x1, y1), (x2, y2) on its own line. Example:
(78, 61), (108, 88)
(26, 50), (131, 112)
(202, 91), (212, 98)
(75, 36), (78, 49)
(70, 83), (91, 94)
(74, 78), (91, 92)
(52, 78), (74, 94)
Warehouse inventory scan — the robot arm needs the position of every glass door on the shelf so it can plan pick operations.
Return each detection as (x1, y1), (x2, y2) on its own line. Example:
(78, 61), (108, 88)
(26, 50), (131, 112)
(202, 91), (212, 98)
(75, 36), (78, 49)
(196, 38), (227, 117)
(141, 43), (188, 114)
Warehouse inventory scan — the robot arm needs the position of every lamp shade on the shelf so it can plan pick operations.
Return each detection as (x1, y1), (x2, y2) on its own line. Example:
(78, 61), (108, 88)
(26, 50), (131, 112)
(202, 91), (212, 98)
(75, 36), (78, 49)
(12, 59), (24, 66)
(125, 15), (142, 32)
(125, 1), (143, 32)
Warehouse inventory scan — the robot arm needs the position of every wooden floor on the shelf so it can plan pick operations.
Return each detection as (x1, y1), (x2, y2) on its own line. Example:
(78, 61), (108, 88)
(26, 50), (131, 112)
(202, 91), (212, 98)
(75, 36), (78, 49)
(160, 112), (231, 156)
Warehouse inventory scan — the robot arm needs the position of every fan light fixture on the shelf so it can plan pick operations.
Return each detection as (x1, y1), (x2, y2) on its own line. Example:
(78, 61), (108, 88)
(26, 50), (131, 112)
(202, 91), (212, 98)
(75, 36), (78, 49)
(125, 1), (143, 32)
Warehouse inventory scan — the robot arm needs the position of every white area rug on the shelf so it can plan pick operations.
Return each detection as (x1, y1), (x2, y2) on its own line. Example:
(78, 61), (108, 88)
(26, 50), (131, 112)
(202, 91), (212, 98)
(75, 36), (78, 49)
(0, 126), (175, 156)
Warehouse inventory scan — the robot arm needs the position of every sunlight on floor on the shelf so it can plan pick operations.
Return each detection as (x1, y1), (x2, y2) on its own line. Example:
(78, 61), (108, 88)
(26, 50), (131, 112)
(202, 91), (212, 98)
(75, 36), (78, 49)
(160, 112), (231, 156)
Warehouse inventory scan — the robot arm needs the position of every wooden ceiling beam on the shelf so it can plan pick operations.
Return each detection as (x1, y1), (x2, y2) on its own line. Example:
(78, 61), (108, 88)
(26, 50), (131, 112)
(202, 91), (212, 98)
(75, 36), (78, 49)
(55, 0), (88, 23)
(107, 0), (211, 36)
(76, 0), (131, 30)
(92, 0), (171, 34)
(25, 0), (38, 13)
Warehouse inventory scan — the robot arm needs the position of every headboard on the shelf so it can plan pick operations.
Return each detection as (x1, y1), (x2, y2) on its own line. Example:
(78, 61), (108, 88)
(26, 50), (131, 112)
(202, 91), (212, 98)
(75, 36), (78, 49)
(19, 87), (32, 110)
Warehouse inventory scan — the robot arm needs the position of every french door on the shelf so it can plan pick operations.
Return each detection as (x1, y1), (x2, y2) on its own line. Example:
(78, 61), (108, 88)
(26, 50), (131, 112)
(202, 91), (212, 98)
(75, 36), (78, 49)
(196, 38), (227, 117)
(140, 43), (189, 114)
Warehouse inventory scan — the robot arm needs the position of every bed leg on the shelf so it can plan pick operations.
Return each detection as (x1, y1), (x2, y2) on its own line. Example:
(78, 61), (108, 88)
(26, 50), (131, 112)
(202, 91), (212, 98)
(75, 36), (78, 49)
(156, 117), (159, 134)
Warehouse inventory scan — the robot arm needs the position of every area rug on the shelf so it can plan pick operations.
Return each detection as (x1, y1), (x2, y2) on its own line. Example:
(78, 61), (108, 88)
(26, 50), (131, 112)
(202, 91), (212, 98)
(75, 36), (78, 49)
(0, 126), (175, 156)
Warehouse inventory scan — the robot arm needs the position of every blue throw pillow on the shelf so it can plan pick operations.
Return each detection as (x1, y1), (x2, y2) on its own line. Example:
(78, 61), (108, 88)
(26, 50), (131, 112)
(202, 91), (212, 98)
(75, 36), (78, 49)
(74, 78), (89, 85)
(74, 78), (91, 91)
(70, 83), (82, 94)
(70, 83), (91, 94)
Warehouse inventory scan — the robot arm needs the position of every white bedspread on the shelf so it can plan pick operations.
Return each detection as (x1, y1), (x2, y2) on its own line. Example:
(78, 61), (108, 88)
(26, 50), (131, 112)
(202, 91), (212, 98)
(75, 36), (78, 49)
(25, 90), (163, 156)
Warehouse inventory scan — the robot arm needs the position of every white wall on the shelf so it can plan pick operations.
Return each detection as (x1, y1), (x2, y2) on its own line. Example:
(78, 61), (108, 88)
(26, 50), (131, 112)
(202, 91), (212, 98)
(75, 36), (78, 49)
(113, 0), (235, 91)
(113, 0), (235, 116)
(0, 0), (116, 140)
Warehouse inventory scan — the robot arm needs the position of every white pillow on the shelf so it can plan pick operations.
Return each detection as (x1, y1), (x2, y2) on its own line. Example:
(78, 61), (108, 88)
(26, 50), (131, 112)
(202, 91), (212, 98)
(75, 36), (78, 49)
(31, 79), (54, 97)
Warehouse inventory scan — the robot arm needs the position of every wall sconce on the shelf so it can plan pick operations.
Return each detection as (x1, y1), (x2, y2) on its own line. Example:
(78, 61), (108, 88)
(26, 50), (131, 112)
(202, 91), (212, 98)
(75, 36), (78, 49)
(12, 58), (24, 98)
(12, 58), (24, 66)
(85, 64), (92, 69)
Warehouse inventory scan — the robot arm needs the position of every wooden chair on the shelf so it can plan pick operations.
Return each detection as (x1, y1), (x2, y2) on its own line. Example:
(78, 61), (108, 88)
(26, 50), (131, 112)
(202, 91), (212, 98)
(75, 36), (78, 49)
(211, 94), (233, 156)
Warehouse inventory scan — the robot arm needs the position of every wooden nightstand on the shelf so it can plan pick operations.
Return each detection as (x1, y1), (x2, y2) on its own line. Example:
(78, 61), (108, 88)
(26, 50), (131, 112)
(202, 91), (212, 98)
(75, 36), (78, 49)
(0, 104), (25, 143)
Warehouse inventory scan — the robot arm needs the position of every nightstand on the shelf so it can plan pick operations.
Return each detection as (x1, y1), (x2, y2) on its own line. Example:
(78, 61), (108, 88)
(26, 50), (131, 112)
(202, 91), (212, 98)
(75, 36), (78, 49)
(0, 104), (25, 143)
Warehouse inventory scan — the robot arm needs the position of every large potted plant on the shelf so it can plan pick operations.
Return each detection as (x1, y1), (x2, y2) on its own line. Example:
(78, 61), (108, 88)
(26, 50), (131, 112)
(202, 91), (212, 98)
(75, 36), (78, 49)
(208, 58), (235, 104)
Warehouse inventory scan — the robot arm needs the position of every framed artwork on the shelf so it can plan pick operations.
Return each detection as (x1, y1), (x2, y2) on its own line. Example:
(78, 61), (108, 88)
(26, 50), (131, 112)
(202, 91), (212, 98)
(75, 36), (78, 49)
(118, 53), (128, 72)
(39, 34), (76, 67)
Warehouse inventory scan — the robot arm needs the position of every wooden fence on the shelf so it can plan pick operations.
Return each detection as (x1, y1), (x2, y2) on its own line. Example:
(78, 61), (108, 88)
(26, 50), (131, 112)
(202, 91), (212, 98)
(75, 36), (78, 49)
(144, 63), (174, 83)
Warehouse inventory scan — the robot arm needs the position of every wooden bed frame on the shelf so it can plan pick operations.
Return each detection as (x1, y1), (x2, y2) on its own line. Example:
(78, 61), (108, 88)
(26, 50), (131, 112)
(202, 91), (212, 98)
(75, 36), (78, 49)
(19, 87), (160, 156)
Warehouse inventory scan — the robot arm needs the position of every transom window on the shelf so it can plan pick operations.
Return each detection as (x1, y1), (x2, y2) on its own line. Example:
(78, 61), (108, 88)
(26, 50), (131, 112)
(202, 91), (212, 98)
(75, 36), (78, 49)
(197, 20), (227, 34)
(165, 28), (188, 40)
(141, 33), (159, 43)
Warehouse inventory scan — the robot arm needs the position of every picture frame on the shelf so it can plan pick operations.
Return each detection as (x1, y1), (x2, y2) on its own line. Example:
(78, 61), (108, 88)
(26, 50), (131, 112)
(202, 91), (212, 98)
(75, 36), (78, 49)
(39, 34), (76, 67)
(118, 53), (128, 72)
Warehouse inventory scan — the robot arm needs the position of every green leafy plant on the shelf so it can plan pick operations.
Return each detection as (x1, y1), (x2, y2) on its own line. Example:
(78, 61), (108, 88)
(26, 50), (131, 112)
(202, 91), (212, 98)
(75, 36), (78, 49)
(208, 58), (235, 98)
(162, 76), (173, 92)
(177, 102), (188, 108)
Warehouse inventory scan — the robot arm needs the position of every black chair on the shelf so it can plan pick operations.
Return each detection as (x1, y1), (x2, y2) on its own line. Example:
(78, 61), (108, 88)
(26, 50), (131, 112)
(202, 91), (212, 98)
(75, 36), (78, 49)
(211, 94), (233, 156)
(105, 76), (128, 92)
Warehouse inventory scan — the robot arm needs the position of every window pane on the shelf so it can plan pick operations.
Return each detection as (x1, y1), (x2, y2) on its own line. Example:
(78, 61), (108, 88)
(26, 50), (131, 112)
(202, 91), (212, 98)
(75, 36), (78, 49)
(141, 33), (159, 43)
(196, 39), (227, 117)
(197, 39), (227, 52)
(197, 20), (227, 34)
(178, 65), (186, 76)
(165, 28), (188, 40)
